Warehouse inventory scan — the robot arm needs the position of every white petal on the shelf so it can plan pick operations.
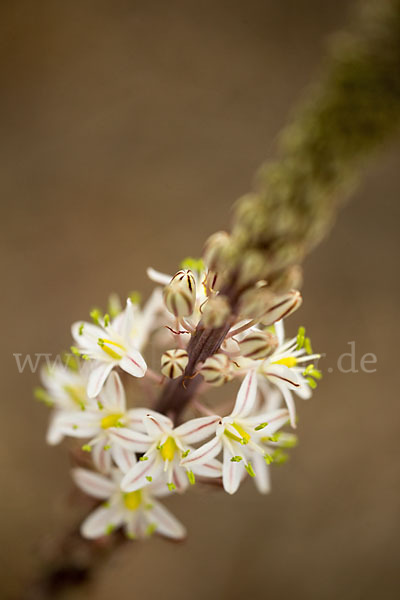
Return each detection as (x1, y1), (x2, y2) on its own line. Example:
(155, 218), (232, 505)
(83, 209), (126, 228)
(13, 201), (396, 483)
(46, 413), (65, 445)
(108, 427), (151, 452)
(92, 441), (112, 474)
(231, 371), (258, 418)
(274, 319), (285, 346)
(252, 453), (271, 494)
(71, 321), (105, 349)
(150, 501), (186, 540)
(174, 415), (220, 444)
(191, 457), (222, 478)
(272, 381), (297, 428)
(171, 465), (189, 492)
(265, 364), (300, 389)
(147, 267), (171, 286)
(222, 448), (243, 494)
(100, 371), (126, 412)
(119, 352), (147, 378)
(111, 444), (137, 474)
(81, 505), (122, 539)
(180, 436), (222, 467)
(128, 408), (171, 432)
(121, 453), (162, 492)
(72, 467), (115, 499)
(144, 414), (173, 438)
(87, 362), (114, 398)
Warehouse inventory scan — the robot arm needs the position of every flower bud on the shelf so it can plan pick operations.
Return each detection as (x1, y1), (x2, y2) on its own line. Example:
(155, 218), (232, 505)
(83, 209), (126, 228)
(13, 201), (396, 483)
(203, 231), (231, 271)
(163, 270), (196, 317)
(202, 295), (231, 329)
(239, 330), (278, 359)
(260, 290), (302, 326)
(200, 353), (233, 386)
(161, 349), (189, 379)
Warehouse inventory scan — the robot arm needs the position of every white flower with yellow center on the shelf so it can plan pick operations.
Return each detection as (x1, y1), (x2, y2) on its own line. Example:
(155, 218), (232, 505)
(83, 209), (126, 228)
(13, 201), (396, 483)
(35, 361), (90, 445)
(237, 320), (321, 428)
(71, 298), (147, 398)
(121, 413), (222, 493)
(72, 454), (186, 540)
(181, 371), (290, 495)
(55, 372), (151, 473)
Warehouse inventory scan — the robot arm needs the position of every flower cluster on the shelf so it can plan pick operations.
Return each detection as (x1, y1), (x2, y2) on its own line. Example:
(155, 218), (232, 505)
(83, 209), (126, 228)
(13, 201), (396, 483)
(35, 258), (321, 541)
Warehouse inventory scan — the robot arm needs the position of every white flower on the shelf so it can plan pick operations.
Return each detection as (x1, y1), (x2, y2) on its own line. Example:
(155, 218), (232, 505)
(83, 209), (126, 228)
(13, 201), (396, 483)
(54, 372), (151, 473)
(181, 371), (289, 495)
(72, 457), (186, 540)
(36, 361), (90, 445)
(121, 413), (222, 493)
(71, 298), (147, 397)
(237, 320), (321, 428)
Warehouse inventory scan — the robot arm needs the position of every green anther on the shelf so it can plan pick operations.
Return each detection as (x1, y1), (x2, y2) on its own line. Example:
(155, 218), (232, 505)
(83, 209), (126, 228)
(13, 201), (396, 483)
(310, 369), (322, 380)
(280, 434), (298, 448)
(181, 449), (190, 458)
(103, 313), (110, 327)
(306, 376), (317, 389)
(303, 364), (314, 376)
(230, 456), (243, 462)
(105, 524), (115, 535)
(103, 501), (110, 508)
(254, 422), (268, 431)
(70, 346), (81, 356)
(264, 454), (274, 465)
(167, 482), (176, 491)
(245, 462), (256, 477)
(187, 470), (195, 485)
(146, 523), (157, 536)
(296, 326), (305, 350)
(145, 503), (154, 510)
(82, 444), (92, 452)
(90, 308), (102, 325)
(108, 293), (122, 318)
(129, 291), (142, 305)
(146, 476), (152, 482)
(34, 387), (54, 407)
(97, 400), (104, 410)
(72, 425), (78, 430)
(103, 444), (111, 451)
(271, 449), (289, 464)
(62, 352), (79, 371)
(78, 323), (84, 336)
(126, 532), (136, 540)
(139, 456), (149, 461)
(224, 429), (243, 443)
(304, 337), (313, 355)
(268, 433), (281, 442)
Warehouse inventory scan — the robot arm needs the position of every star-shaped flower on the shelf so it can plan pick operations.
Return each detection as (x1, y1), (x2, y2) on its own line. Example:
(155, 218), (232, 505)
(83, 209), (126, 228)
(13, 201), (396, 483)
(121, 413), (222, 493)
(181, 371), (290, 494)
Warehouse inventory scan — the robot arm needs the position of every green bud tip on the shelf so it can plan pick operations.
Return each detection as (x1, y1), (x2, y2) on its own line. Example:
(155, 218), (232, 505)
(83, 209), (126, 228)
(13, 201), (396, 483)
(180, 257), (204, 273)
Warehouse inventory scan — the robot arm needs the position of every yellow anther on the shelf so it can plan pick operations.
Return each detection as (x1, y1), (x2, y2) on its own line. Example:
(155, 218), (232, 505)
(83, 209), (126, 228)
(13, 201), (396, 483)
(160, 436), (177, 461)
(273, 356), (298, 368)
(123, 490), (142, 511)
(101, 413), (123, 429)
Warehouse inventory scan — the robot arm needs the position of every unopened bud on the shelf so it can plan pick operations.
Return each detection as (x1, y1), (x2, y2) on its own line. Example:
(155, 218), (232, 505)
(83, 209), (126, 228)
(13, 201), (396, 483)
(260, 290), (302, 326)
(203, 231), (232, 271)
(202, 295), (231, 328)
(163, 270), (196, 317)
(200, 353), (233, 386)
(238, 286), (275, 320)
(239, 330), (278, 359)
(161, 349), (189, 379)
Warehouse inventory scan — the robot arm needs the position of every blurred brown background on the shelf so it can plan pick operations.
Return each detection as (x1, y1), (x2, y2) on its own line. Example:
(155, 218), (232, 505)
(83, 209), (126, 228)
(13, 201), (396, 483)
(1, 1), (399, 598)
